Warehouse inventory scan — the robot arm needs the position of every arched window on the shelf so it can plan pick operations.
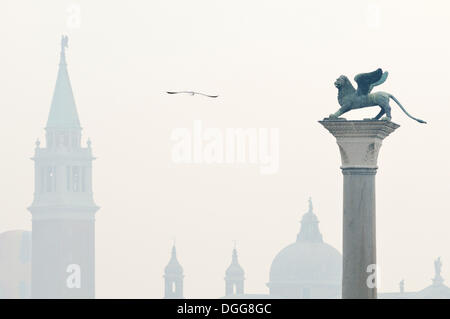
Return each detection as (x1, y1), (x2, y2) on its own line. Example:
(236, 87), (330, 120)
(40, 167), (45, 193)
(46, 167), (55, 192)
(72, 134), (78, 148)
(81, 167), (86, 192)
(63, 134), (69, 147)
(66, 166), (71, 191)
(47, 132), (54, 148)
(72, 166), (80, 192)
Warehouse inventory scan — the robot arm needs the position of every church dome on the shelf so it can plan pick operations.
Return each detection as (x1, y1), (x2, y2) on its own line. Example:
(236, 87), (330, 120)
(0, 230), (32, 298)
(269, 241), (341, 284)
(267, 199), (342, 298)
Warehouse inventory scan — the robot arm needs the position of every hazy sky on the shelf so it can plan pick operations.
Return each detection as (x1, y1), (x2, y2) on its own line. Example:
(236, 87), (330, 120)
(0, 0), (449, 298)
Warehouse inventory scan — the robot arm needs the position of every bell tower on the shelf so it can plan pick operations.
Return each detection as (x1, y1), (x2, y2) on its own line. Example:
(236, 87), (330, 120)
(28, 35), (99, 298)
(164, 245), (184, 299)
(225, 246), (245, 296)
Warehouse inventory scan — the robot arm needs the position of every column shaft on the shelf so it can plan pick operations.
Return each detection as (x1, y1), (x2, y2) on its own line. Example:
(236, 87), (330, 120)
(342, 168), (377, 299)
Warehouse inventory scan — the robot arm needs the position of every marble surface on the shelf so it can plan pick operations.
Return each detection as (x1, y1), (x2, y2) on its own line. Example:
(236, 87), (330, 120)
(319, 119), (399, 169)
(319, 119), (400, 299)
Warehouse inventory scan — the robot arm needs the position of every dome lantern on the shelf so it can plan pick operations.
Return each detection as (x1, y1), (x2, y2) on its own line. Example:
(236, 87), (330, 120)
(296, 197), (323, 243)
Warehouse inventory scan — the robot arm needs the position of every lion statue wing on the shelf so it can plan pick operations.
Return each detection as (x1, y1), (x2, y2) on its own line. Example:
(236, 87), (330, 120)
(354, 68), (388, 95)
(368, 71), (388, 93)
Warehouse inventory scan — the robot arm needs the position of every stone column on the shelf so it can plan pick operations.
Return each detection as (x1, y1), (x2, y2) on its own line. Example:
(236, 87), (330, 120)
(319, 119), (399, 299)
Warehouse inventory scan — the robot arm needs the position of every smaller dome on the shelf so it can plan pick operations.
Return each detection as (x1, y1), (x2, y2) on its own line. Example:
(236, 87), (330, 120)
(0, 230), (32, 299)
(164, 245), (183, 276)
(226, 248), (244, 278)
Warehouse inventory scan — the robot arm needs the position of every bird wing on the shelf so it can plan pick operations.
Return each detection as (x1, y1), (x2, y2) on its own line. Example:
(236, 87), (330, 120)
(167, 91), (195, 94)
(354, 68), (383, 95)
(166, 91), (218, 98)
(196, 92), (219, 98)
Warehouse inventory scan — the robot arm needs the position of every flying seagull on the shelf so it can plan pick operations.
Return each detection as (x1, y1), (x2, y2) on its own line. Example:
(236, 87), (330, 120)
(166, 91), (218, 98)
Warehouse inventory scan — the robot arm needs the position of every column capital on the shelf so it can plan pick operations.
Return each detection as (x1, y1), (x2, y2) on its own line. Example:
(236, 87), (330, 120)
(319, 119), (400, 169)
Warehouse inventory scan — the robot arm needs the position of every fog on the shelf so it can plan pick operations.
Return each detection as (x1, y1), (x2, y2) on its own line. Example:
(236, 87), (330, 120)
(0, 0), (449, 298)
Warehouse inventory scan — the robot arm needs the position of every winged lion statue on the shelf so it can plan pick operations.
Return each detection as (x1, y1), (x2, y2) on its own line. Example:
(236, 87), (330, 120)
(327, 68), (426, 123)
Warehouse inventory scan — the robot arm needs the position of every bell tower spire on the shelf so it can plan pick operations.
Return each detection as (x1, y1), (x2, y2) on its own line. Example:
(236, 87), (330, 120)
(45, 35), (81, 150)
(28, 36), (98, 298)
(164, 244), (184, 299)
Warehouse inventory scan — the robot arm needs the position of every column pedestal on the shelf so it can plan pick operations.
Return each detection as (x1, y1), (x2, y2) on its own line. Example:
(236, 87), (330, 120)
(319, 119), (399, 299)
